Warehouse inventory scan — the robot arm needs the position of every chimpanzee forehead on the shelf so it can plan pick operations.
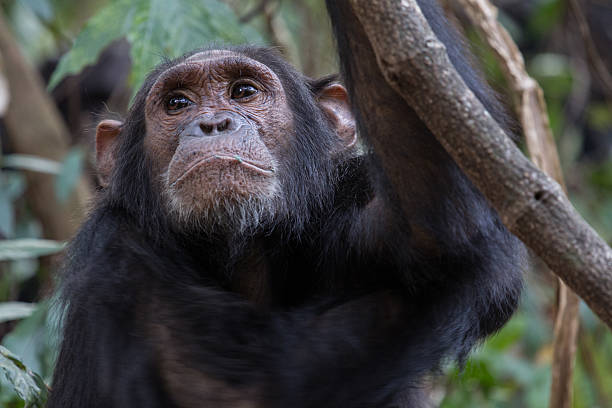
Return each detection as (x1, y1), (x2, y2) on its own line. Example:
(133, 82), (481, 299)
(151, 49), (280, 91)
(184, 49), (239, 63)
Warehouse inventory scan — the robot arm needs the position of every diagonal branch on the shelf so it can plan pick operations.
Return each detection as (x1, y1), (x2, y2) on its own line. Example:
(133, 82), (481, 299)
(348, 0), (612, 328)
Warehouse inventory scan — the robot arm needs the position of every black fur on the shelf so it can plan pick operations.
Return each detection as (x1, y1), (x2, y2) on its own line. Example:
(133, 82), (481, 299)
(49, 2), (525, 406)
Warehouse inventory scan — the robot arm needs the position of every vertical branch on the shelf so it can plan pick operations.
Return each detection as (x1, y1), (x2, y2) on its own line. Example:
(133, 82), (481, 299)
(453, 1), (579, 407)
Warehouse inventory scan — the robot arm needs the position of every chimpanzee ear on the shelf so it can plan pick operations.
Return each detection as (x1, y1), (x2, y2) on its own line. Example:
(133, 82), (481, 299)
(95, 119), (122, 188)
(317, 84), (357, 150)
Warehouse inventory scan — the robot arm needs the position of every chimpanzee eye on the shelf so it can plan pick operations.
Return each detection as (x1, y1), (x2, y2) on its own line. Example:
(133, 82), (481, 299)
(166, 95), (193, 112)
(231, 83), (259, 100)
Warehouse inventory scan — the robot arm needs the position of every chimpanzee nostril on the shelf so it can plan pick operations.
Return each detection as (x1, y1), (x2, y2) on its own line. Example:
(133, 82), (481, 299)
(217, 118), (230, 132)
(200, 123), (214, 134)
(198, 114), (234, 135)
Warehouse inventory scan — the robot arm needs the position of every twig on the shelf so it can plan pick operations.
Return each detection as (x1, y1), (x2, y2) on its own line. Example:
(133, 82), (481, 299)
(568, 0), (612, 99)
(578, 330), (612, 407)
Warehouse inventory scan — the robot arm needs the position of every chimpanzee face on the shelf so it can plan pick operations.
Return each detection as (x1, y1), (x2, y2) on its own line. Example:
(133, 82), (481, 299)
(143, 50), (294, 232)
(95, 48), (355, 235)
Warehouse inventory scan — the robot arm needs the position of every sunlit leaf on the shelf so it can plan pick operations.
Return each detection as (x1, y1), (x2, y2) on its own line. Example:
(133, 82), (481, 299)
(0, 345), (48, 407)
(0, 239), (65, 261)
(2, 155), (61, 175)
(529, 53), (571, 78)
(0, 303), (37, 324)
(3, 302), (59, 382)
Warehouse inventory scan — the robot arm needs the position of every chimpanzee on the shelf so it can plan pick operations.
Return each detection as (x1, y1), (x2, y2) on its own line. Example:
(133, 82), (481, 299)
(48, 1), (524, 407)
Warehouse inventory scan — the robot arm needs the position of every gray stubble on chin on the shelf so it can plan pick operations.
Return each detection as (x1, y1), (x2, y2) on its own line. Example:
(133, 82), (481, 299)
(159, 168), (282, 235)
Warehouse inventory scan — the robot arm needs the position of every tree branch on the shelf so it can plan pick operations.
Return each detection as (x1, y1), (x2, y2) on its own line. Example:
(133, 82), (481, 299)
(348, 0), (612, 328)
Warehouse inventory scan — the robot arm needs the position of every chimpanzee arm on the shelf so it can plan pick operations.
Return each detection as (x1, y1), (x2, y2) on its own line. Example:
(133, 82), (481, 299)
(325, 0), (524, 365)
(326, 0), (513, 253)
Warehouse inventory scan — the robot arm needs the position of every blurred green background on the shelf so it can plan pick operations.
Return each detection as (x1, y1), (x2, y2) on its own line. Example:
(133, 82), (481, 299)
(0, 0), (610, 407)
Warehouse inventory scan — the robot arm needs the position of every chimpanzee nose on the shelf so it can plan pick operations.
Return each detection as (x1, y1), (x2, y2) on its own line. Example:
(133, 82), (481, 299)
(199, 112), (235, 135)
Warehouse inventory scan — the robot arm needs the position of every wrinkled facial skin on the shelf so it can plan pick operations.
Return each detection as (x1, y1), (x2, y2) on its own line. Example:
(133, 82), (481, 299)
(144, 50), (294, 232)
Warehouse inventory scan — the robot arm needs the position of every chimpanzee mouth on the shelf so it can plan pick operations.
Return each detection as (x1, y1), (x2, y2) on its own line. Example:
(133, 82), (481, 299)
(172, 154), (275, 186)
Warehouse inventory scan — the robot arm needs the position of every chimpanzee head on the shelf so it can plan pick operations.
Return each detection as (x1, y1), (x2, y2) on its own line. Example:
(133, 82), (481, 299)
(95, 47), (357, 237)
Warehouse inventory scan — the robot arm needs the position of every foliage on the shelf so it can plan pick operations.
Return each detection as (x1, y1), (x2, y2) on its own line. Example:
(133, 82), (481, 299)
(1, 155), (61, 176)
(0, 240), (65, 262)
(0, 149), (77, 406)
(48, 0), (264, 96)
(0, 150), (85, 237)
(0, 303), (37, 324)
(54, 148), (84, 203)
(0, 171), (25, 238)
(0, 345), (48, 408)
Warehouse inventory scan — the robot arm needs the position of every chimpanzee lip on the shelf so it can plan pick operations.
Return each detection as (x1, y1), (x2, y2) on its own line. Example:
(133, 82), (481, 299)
(172, 154), (274, 186)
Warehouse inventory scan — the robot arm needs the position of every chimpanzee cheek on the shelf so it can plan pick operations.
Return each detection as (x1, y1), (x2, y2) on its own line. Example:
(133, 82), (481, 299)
(144, 118), (190, 176)
(257, 110), (294, 156)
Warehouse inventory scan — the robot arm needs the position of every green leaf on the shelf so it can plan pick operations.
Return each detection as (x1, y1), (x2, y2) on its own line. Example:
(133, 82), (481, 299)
(0, 239), (65, 261)
(47, 2), (126, 89)
(0, 303), (37, 324)
(49, 0), (265, 95)
(590, 161), (612, 190)
(54, 147), (85, 203)
(587, 102), (612, 131)
(19, 0), (54, 21)
(482, 315), (526, 351)
(0, 172), (26, 238)
(527, 0), (564, 39)
(3, 301), (59, 382)
(0, 346), (48, 407)
(2, 155), (61, 175)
